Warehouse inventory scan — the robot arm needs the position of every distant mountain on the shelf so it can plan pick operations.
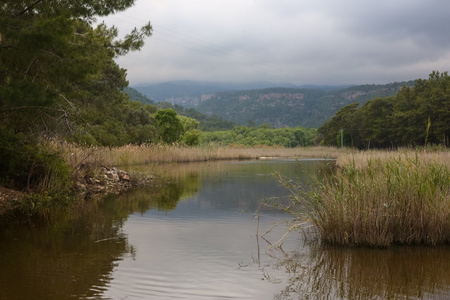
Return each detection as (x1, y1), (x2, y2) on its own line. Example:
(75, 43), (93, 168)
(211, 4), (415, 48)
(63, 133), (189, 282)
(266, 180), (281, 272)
(193, 81), (416, 128)
(131, 80), (415, 128)
(132, 80), (350, 104)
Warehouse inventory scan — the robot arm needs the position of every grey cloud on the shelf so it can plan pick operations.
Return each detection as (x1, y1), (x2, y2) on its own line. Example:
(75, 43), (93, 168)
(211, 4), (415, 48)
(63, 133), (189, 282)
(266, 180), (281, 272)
(105, 0), (450, 85)
(334, 1), (450, 45)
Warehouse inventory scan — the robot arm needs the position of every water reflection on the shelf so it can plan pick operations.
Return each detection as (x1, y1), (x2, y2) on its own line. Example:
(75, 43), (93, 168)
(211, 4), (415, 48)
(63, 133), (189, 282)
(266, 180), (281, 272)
(0, 198), (130, 299)
(262, 243), (450, 300)
(148, 159), (335, 213)
(1, 159), (448, 300)
(0, 179), (192, 300)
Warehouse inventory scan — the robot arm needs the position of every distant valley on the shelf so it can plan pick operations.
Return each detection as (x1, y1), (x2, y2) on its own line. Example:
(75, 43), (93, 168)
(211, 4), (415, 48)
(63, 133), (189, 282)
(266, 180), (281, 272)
(132, 80), (415, 128)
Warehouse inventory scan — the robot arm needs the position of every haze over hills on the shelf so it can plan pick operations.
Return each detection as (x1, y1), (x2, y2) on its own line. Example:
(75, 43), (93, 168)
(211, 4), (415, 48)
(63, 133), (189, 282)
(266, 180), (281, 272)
(132, 80), (415, 128)
(132, 81), (350, 103)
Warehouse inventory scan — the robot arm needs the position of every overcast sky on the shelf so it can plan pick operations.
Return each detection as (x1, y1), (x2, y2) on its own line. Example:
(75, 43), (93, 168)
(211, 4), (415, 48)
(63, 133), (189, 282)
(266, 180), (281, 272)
(101, 0), (450, 86)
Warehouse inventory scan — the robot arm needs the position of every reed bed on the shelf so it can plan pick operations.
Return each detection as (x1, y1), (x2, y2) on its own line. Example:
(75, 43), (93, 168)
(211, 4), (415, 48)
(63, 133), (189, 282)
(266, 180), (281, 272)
(336, 148), (450, 169)
(54, 141), (450, 247)
(295, 150), (450, 247)
(54, 142), (349, 168)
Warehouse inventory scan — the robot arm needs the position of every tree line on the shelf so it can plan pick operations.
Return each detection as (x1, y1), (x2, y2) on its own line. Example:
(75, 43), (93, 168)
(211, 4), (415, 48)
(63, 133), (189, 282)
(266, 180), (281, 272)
(202, 125), (317, 148)
(317, 71), (450, 149)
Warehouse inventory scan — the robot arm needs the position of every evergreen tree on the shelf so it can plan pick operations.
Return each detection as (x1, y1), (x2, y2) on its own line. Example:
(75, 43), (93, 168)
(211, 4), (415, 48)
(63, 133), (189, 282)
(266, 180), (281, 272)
(0, 0), (153, 190)
(318, 71), (450, 148)
(0, 0), (152, 137)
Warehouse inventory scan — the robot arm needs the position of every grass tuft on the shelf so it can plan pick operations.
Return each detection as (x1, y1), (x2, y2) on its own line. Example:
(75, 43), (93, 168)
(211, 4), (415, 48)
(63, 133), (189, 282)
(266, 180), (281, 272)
(286, 150), (450, 247)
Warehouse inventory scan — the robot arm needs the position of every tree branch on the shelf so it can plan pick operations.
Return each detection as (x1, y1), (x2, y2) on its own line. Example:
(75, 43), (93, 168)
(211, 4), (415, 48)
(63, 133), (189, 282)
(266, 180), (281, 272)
(16, 0), (46, 16)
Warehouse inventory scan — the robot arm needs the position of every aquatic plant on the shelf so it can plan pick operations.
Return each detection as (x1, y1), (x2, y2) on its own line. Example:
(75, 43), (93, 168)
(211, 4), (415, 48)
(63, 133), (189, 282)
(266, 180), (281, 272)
(283, 150), (450, 247)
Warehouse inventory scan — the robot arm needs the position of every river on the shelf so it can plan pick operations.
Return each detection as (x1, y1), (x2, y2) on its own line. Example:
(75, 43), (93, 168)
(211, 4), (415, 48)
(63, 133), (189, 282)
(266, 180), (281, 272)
(0, 159), (449, 299)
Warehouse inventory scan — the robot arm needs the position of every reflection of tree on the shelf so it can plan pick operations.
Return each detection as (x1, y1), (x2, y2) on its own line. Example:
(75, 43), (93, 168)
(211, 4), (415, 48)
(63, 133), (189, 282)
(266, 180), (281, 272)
(113, 172), (200, 213)
(0, 198), (131, 300)
(261, 244), (450, 299)
(0, 174), (200, 299)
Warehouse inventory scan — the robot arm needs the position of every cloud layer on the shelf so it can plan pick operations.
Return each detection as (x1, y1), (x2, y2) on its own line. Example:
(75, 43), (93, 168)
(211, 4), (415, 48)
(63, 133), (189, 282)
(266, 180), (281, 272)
(102, 0), (450, 85)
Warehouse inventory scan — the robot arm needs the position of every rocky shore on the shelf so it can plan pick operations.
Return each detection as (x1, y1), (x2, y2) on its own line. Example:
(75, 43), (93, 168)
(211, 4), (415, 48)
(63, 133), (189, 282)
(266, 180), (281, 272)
(0, 165), (156, 216)
(75, 166), (134, 198)
(0, 186), (23, 215)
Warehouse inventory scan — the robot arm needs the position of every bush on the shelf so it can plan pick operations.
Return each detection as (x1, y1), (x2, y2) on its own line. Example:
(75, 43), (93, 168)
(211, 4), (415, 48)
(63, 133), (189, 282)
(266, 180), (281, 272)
(182, 129), (201, 146)
(0, 127), (72, 195)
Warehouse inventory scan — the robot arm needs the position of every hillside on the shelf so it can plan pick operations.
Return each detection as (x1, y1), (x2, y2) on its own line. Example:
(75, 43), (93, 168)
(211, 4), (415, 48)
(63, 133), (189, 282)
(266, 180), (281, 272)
(123, 87), (155, 105)
(132, 81), (415, 128)
(132, 81), (349, 105)
(195, 81), (415, 128)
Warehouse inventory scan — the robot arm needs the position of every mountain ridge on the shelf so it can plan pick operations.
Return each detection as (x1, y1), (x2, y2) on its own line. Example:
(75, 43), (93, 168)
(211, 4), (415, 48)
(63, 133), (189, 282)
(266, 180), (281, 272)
(132, 80), (415, 128)
(132, 80), (352, 103)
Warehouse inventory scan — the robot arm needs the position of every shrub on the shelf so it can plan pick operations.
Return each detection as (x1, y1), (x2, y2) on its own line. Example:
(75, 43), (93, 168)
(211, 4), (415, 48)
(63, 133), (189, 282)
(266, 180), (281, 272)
(0, 128), (73, 217)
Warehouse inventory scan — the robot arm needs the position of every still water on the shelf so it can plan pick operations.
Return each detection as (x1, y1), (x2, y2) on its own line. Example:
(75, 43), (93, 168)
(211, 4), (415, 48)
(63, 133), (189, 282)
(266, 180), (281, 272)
(0, 159), (449, 299)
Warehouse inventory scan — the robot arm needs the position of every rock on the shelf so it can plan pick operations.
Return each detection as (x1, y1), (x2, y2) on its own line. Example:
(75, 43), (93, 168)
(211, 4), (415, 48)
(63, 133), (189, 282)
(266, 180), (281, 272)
(119, 172), (131, 181)
(75, 166), (135, 199)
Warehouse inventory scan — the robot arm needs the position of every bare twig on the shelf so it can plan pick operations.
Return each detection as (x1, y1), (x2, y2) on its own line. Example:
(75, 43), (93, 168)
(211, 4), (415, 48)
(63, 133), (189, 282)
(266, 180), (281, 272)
(95, 237), (117, 243)
(15, 0), (45, 16)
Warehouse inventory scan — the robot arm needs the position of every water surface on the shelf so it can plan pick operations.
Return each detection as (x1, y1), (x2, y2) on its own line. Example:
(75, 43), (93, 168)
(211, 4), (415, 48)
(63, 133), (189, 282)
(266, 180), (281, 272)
(0, 159), (449, 299)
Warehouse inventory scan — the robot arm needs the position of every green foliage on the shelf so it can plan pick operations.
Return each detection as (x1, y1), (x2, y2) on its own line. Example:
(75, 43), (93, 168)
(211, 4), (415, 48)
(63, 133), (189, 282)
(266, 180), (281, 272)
(178, 115), (200, 131)
(153, 102), (236, 131)
(0, 0), (162, 216)
(318, 71), (450, 148)
(155, 108), (184, 144)
(0, 127), (73, 209)
(182, 129), (202, 146)
(201, 125), (316, 147)
(178, 115), (201, 146)
(0, 0), (153, 143)
(318, 103), (359, 147)
(124, 86), (155, 105)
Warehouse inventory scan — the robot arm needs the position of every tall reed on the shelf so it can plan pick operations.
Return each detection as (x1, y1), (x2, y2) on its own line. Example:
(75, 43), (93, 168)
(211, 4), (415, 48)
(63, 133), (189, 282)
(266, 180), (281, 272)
(288, 151), (450, 247)
(54, 142), (348, 168)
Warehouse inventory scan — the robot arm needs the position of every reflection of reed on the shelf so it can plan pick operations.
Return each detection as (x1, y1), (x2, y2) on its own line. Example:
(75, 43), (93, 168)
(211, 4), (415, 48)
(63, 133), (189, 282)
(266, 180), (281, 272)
(270, 244), (450, 299)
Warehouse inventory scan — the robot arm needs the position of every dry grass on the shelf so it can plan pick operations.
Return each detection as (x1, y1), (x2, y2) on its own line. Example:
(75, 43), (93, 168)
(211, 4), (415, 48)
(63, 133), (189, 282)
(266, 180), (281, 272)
(336, 148), (450, 169)
(54, 142), (350, 168)
(288, 149), (450, 247)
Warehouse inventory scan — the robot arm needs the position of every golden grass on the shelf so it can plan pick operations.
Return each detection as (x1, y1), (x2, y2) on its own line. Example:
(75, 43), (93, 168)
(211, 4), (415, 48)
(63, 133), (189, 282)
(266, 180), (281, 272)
(336, 148), (450, 169)
(288, 149), (450, 247)
(55, 142), (351, 168)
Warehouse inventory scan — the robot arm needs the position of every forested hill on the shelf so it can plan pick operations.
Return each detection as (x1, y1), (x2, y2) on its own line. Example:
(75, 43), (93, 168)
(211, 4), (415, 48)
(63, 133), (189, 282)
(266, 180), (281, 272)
(123, 87), (155, 105)
(132, 81), (349, 103)
(132, 81), (350, 105)
(194, 81), (415, 128)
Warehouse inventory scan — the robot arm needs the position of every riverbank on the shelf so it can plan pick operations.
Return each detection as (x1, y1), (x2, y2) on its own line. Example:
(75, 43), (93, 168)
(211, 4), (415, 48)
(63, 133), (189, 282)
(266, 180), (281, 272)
(0, 165), (138, 218)
(0, 145), (345, 218)
(2, 144), (448, 230)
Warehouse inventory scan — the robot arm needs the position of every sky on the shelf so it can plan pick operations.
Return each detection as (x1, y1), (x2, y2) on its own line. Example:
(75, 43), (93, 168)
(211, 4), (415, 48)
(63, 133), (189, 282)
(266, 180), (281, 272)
(101, 0), (450, 86)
